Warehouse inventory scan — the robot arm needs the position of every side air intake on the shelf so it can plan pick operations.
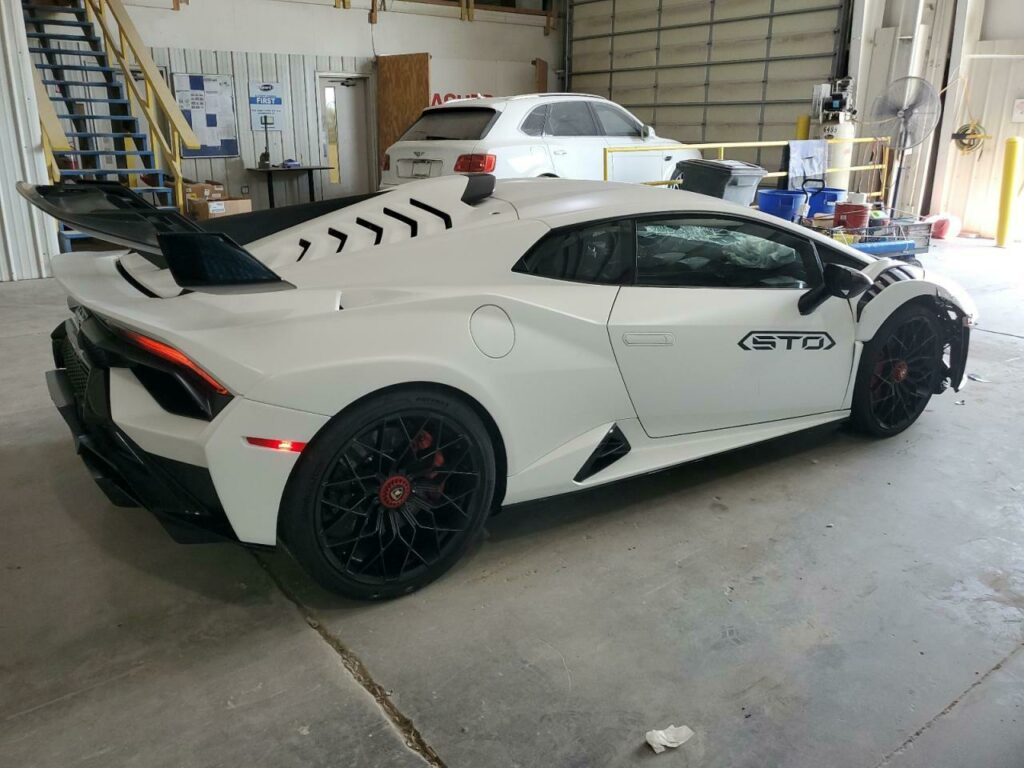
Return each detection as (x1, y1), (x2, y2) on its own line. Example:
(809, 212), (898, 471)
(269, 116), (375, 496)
(856, 265), (916, 319)
(573, 424), (631, 483)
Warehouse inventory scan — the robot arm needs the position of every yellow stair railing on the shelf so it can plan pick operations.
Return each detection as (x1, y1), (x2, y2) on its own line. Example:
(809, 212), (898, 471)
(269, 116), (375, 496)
(31, 65), (71, 182)
(82, 0), (201, 212)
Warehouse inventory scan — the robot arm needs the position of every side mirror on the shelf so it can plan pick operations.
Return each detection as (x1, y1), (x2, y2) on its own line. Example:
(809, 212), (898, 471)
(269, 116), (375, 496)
(824, 263), (872, 299)
(798, 263), (872, 315)
(641, 124), (654, 138)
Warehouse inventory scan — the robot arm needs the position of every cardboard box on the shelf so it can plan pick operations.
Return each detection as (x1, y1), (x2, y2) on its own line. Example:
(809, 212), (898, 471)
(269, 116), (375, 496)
(190, 198), (252, 220)
(183, 181), (225, 202)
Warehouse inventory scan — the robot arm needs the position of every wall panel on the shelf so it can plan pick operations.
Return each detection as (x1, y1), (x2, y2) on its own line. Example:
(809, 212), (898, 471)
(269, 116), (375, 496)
(943, 40), (1024, 237)
(0, 0), (59, 281)
(570, 0), (848, 158)
(151, 46), (374, 210)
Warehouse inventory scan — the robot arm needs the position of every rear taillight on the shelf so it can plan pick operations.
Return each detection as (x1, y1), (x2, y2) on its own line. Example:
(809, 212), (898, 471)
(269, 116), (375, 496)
(382, 153), (391, 172)
(454, 154), (496, 173)
(121, 330), (229, 395)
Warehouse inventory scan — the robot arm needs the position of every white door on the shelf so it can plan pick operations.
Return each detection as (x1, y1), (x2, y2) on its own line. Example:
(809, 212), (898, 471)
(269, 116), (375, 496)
(544, 101), (608, 180)
(592, 102), (665, 183)
(319, 76), (373, 197)
(609, 214), (856, 438)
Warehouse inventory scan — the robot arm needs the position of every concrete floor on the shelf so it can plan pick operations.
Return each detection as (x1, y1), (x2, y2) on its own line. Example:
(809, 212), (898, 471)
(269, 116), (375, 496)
(1, 240), (1022, 768)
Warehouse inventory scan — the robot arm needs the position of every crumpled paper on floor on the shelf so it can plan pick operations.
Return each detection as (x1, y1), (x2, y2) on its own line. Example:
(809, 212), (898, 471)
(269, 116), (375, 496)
(645, 724), (695, 754)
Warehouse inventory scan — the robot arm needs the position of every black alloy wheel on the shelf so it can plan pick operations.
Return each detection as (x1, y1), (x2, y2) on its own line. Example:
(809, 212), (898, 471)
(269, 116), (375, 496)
(282, 389), (496, 600)
(851, 304), (944, 437)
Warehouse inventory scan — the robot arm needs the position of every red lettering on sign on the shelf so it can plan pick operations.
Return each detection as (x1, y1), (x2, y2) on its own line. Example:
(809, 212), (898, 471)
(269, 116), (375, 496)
(430, 92), (495, 106)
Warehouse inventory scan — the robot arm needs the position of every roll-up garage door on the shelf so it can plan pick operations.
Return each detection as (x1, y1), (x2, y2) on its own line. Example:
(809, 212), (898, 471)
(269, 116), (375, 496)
(569, 0), (850, 170)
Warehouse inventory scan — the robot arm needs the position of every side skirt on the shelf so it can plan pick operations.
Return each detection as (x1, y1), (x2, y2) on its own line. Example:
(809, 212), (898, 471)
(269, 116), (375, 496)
(503, 411), (850, 505)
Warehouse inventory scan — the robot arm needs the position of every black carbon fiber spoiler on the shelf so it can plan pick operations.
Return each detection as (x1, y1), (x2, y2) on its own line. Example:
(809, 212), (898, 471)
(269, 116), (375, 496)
(17, 181), (291, 292)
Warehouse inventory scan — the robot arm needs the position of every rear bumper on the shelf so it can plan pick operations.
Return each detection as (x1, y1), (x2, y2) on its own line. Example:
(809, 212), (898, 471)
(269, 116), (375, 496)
(48, 320), (237, 544)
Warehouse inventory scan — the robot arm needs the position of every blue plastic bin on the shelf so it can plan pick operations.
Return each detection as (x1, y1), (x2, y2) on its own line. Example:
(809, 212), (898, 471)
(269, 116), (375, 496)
(807, 187), (846, 216)
(757, 190), (807, 222)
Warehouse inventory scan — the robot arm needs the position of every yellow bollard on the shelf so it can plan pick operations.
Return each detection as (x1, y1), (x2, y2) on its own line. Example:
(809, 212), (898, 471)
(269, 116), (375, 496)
(996, 136), (1022, 248)
(796, 115), (811, 140)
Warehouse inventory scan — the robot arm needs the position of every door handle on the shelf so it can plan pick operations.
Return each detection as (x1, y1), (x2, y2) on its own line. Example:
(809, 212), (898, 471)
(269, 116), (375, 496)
(623, 332), (674, 346)
(552, 149), (568, 156)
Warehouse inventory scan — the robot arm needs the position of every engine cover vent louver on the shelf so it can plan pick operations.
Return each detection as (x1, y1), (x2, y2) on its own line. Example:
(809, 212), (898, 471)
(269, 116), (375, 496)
(383, 207), (418, 237)
(354, 218), (382, 244)
(278, 177), (488, 265)
(327, 228), (347, 253)
(856, 266), (915, 319)
(574, 424), (631, 483)
(408, 198), (453, 229)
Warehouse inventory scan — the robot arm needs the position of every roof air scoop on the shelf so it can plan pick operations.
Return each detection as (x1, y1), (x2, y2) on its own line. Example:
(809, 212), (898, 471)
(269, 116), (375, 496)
(460, 173), (496, 205)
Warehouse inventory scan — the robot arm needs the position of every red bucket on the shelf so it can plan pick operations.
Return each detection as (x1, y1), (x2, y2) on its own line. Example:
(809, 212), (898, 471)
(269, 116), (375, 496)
(833, 202), (870, 229)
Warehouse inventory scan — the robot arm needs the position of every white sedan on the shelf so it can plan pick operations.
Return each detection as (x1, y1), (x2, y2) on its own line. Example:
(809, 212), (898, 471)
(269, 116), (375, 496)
(379, 93), (700, 187)
(21, 174), (974, 600)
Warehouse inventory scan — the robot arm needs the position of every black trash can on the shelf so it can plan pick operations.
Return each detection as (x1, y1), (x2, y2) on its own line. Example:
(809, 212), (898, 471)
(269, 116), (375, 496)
(673, 159), (767, 205)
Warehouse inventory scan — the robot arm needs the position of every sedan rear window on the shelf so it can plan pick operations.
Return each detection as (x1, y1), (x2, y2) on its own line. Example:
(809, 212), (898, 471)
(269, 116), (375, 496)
(400, 107), (497, 141)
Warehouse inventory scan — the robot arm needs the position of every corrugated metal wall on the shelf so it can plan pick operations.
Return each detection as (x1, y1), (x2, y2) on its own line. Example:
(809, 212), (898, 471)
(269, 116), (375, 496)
(943, 41), (1024, 238)
(568, 0), (848, 170)
(0, 1), (60, 282)
(149, 48), (375, 209)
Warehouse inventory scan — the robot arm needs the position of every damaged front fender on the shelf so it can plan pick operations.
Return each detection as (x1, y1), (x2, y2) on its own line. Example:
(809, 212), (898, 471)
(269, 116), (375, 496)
(939, 298), (971, 392)
(855, 267), (976, 393)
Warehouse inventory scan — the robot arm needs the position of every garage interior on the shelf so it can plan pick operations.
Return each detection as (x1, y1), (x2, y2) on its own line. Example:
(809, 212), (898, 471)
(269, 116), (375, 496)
(1, 0), (1023, 766)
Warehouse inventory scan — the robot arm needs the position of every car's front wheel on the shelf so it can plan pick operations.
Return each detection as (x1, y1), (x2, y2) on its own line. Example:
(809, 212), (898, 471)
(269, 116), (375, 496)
(281, 388), (496, 600)
(850, 303), (945, 437)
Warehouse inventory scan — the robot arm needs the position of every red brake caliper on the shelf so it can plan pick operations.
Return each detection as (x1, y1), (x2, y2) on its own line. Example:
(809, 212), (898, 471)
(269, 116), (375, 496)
(413, 430), (446, 501)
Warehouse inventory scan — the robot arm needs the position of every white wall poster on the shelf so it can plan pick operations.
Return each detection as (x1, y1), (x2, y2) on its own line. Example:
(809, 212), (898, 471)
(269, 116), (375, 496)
(249, 81), (286, 131)
(172, 73), (239, 158)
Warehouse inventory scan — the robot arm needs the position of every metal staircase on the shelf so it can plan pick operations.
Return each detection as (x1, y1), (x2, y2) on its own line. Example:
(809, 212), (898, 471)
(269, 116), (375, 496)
(22, 0), (199, 251)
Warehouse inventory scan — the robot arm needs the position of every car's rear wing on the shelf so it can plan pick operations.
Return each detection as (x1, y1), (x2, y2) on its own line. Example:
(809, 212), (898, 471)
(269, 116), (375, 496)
(17, 181), (292, 293)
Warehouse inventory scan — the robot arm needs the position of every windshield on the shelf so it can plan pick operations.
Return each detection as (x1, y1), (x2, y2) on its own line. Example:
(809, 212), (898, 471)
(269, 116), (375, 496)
(399, 107), (497, 141)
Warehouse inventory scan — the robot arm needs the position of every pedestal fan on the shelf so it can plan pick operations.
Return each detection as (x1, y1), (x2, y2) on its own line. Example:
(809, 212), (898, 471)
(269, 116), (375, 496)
(868, 76), (942, 213)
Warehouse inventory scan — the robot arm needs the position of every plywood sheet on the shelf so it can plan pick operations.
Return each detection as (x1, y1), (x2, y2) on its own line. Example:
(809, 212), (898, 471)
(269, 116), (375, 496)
(376, 53), (430, 168)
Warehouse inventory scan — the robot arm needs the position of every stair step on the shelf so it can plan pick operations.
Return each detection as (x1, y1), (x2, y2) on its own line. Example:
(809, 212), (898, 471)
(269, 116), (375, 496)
(66, 131), (148, 139)
(42, 79), (123, 88)
(59, 149), (155, 157)
(35, 63), (118, 73)
(55, 186), (175, 195)
(25, 31), (100, 43)
(60, 168), (165, 176)
(29, 47), (106, 58)
(23, 17), (91, 27)
(22, 4), (87, 15)
(50, 96), (130, 104)
(55, 113), (138, 121)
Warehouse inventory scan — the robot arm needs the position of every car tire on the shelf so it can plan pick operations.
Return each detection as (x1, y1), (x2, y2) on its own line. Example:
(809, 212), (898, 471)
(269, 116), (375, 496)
(850, 303), (944, 438)
(280, 388), (496, 600)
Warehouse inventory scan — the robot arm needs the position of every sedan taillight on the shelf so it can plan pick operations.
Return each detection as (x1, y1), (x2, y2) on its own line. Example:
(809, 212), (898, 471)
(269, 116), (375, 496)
(382, 153), (391, 172)
(454, 154), (496, 173)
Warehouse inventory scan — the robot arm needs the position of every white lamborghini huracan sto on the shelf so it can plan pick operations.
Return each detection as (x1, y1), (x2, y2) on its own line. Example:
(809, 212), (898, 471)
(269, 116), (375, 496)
(21, 174), (975, 599)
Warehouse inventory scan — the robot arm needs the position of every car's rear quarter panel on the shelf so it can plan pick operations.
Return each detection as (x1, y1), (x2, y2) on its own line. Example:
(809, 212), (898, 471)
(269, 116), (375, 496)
(234, 282), (635, 478)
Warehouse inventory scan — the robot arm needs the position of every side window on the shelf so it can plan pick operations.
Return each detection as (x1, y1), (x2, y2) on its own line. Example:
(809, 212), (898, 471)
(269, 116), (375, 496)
(636, 216), (817, 289)
(593, 103), (642, 137)
(521, 105), (548, 137)
(546, 101), (600, 137)
(513, 220), (635, 285)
